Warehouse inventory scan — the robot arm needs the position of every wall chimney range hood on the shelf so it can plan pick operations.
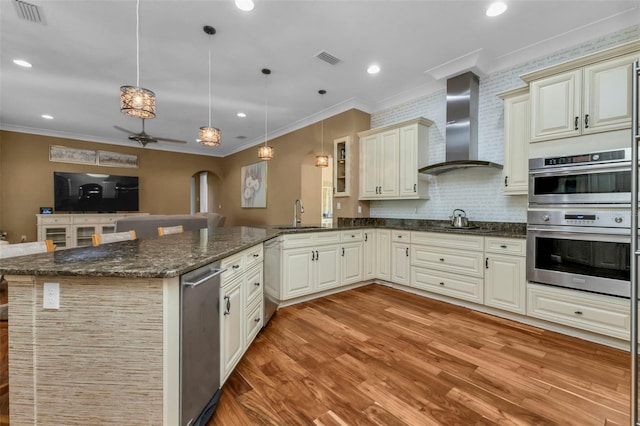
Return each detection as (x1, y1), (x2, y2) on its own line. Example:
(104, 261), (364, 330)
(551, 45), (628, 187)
(419, 72), (502, 175)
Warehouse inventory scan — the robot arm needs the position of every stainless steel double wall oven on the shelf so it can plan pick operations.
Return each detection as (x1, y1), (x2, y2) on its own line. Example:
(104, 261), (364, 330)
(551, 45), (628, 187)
(527, 148), (633, 298)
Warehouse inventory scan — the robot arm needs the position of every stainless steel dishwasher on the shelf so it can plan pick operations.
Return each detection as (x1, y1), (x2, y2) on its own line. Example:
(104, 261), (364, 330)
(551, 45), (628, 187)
(180, 262), (224, 426)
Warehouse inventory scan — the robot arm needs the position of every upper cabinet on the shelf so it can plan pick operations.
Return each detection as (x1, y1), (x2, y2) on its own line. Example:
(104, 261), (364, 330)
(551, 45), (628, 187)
(358, 118), (432, 200)
(333, 136), (351, 197)
(522, 42), (640, 143)
(499, 87), (529, 195)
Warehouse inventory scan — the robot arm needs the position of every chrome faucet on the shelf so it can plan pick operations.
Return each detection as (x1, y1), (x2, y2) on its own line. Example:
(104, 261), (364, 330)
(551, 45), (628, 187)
(293, 199), (304, 227)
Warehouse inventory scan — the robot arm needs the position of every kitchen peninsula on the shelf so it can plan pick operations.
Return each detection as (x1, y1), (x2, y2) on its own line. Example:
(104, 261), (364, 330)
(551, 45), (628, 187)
(0, 226), (277, 425)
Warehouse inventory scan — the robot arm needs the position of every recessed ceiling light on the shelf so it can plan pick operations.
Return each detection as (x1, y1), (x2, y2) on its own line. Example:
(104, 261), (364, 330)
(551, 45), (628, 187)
(237, 112), (247, 118)
(41, 114), (53, 119)
(13, 59), (32, 68)
(367, 64), (381, 74)
(486, 1), (507, 17)
(235, 0), (254, 11)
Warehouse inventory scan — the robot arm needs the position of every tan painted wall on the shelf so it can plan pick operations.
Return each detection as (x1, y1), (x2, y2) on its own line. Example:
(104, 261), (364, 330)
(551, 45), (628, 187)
(0, 131), (222, 243)
(0, 109), (371, 241)
(218, 109), (371, 226)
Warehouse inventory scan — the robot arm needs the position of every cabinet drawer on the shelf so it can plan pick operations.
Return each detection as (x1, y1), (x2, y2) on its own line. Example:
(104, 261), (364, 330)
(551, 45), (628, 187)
(244, 244), (263, 269)
(485, 237), (526, 256)
(39, 216), (71, 225)
(245, 264), (263, 308)
(99, 217), (119, 225)
(391, 230), (411, 243)
(411, 231), (483, 251)
(246, 299), (263, 344)
(282, 233), (316, 249)
(411, 267), (483, 303)
(411, 245), (483, 277)
(73, 216), (97, 224)
(341, 229), (364, 242)
(527, 283), (630, 340)
(315, 231), (341, 245)
(221, 252), (245, 284)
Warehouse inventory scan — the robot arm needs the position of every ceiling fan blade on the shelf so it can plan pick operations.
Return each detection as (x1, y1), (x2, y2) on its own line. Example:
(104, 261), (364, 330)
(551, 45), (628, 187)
(155, 136), (188, 144)
(114, 125), (136, 134)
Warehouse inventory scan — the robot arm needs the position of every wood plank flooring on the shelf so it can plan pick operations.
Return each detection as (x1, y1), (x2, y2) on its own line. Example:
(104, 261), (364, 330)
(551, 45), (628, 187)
(209, 284), (630, 425)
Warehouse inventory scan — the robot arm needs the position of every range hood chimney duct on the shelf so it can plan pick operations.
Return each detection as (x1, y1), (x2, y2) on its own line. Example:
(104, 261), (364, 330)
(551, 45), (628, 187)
(419, 71), (502, 175)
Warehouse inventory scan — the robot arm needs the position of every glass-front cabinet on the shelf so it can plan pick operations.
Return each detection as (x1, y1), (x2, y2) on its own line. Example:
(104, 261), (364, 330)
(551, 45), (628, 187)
(333, 136), (350, 197)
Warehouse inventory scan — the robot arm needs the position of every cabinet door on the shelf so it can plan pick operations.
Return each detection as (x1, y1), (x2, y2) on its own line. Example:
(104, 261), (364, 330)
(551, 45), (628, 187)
(315, 245), (340, 291)
(220, 278), (244, 383)
(341, 242), (363, 286)
(359, 134), (379, 199)
(282, 248), (314, 299)
(583, 54), (637, 134)
(530, 69), (582, 142)
(485, 254), (526, 314)
(74, 225), (98, 247)
(377, 229), (391, 281)
(42, 225), (71, 249)
(503, 92), (529, 195)
(363, 231), (376, 281)
(379, 129), (399, 197)
(399, 125), (418, 197)
(391, 242), (410, 286)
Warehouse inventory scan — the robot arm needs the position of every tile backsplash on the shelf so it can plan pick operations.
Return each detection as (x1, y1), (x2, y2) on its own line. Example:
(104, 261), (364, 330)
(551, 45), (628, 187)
(369, 24), (640, 223)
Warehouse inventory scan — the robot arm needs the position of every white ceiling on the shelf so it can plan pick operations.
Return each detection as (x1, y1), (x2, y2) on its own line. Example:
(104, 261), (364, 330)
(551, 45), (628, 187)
(1, 0), (639, 157)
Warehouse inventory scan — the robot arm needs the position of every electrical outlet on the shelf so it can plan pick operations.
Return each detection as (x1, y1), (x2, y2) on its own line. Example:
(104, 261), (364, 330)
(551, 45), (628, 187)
(20, 235), (27, 242)
(43, 282), (60, 309)
(357, 205), (362, 214)
(337, 202), (341, 210)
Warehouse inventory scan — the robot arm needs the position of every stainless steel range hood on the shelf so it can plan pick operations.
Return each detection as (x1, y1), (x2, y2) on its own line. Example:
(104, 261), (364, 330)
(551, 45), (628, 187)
(419, 72), (503, 175)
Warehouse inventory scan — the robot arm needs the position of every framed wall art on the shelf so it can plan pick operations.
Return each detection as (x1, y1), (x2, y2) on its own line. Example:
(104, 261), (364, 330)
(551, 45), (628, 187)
(241, 161), (267, 208)
(49, 145), (97, 165)
(97, 150), (139, 168)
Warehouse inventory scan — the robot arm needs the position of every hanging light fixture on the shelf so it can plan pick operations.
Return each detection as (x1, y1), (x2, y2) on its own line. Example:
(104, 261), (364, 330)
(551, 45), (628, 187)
(120, 0), (156, 119)
(198, 25), (221, 147)
(315, 89), (329, 168)
(258, 68), (274, 160)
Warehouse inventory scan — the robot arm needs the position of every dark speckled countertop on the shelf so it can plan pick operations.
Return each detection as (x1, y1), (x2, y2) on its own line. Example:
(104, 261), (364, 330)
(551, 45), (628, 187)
(0, 219), (525, 279)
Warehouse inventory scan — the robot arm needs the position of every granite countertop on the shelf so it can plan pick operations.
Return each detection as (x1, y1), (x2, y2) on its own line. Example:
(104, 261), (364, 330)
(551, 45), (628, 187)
(0, 219), (525, 279)
(0, 226), (280, 279)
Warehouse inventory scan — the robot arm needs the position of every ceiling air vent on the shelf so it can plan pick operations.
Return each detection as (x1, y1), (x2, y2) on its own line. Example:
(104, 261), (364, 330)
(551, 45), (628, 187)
(314, 51), (342, 66)
(13, 0), (46, 24)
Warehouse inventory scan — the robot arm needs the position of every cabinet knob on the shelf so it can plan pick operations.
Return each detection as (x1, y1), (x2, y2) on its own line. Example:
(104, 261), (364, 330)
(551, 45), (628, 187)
(439, 282), (445, 286)
(439, 258), (445, 262)
(500, 245), (507, 249)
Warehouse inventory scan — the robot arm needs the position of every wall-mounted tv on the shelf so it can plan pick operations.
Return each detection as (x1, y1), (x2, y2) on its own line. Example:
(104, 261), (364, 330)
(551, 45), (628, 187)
(53, 172), (139, 212)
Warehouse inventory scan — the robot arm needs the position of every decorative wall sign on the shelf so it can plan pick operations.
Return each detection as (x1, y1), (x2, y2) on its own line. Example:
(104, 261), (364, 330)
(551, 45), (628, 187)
(49, 145), (97, 165)
(97, 150), (139, 168)
(241, 161), (267, 208)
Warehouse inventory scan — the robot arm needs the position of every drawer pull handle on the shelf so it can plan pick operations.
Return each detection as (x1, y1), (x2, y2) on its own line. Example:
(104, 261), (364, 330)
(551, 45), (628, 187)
(405, 247), (409, 257)
(500, 245), (507, 249)
(253, 253), (260, 258)
(439, 282), (445, 286)
(439, 258), (445, 262)
(224, 296), (231, 315)
(232, 264), (240, 270)
(254, 282), (260, 287)
(365, 233), (368, 242)
(312, 251), (315, 261)
(574, 311), (583, 315)
(254, 318), (260, 323)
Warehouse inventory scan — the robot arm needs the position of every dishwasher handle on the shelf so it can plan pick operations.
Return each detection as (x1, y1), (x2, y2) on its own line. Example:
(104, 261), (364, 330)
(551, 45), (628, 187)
(182, 268), (226, 288)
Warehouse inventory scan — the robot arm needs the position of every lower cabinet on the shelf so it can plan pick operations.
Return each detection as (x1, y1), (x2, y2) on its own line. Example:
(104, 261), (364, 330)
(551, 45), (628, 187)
(484, 237), (526, 314)
(527, 283), (630, 340)
(220, 244), (264, 384)
(376, 229), (391, 281)
(362, 230), (376, 280)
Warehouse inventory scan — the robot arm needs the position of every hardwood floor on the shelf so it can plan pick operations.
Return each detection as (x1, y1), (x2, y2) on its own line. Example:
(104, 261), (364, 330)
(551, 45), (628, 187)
(210, 284), (630, 425)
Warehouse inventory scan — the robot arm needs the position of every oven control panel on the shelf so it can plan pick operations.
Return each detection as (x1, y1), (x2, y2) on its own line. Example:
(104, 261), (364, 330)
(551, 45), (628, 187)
(529, 148), (630, 170)
(528, 210), (630, 228)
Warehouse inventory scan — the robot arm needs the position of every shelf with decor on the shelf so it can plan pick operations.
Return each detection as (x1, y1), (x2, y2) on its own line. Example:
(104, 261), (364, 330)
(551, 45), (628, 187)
(333, 136), (350, 197)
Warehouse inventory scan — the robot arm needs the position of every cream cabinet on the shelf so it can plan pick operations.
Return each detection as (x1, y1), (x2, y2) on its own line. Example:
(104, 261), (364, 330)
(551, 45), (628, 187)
(220, 244), (264, 384)
(281, 232), (341, 300)
(37, 213), (146, 249)
(391, 231), (411, 286)
(410, 231), (484, 303)
(358, 118), (432, 200)
(376, 229), (391, 281)
(527, 283), (630, 340)
(528, 52), (638, 142)
(484, 237), (526, 314)
(499, 88), (529, 195)
(362, 230), (376, 281)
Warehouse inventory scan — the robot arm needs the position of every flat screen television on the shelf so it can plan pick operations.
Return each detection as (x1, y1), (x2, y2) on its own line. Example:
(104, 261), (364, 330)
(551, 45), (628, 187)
(53, 172), (139, 212)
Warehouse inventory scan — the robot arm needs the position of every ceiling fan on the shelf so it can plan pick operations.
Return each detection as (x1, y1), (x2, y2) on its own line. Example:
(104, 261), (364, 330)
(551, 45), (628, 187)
(114, 119), (188, 147)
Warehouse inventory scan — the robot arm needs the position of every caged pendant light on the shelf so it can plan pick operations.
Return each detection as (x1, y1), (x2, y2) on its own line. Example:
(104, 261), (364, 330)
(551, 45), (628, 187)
(315, 89), (329, 168)
(198, 25), (221, 147)
(257, 68), (274, 160)
(120, 0), (156, 119)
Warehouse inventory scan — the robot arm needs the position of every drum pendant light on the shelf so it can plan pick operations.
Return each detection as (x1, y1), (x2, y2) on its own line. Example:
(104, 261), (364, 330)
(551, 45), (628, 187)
(198, 25), (221, 147)
(258, 68), (274, 160)
(315, 89), (329, 168)
(120, 0), (156, 119)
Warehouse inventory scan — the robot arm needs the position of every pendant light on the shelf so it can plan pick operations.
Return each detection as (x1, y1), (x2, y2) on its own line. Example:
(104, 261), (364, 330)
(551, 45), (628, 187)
(315, 89), (329, 168)
(198, 25), (221, 147)
(258, 68), (274, 160)
(120, 0), (156, 119)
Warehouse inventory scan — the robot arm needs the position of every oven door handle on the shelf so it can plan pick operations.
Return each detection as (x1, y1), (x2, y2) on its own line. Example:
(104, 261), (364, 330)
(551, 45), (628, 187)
(528, 228), (630, 244)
